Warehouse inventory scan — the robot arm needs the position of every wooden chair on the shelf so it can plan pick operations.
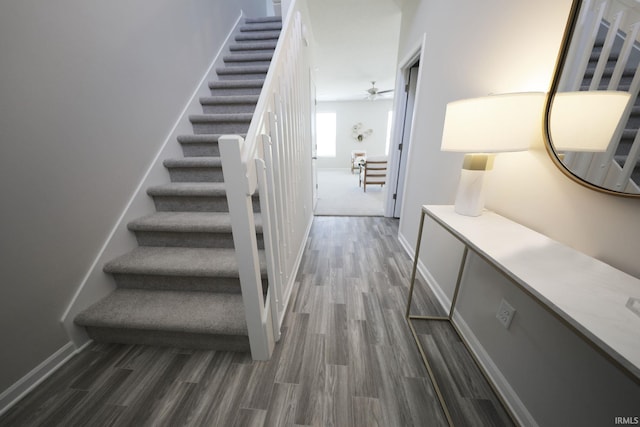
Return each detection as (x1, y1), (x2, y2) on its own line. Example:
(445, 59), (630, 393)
(351, 150), (366, 174)
(360, 156), (387, 192)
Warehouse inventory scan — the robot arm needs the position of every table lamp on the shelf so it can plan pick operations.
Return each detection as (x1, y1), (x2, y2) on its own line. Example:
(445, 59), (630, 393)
(440, 92), (545, 216)
(549, 91), (631, 151)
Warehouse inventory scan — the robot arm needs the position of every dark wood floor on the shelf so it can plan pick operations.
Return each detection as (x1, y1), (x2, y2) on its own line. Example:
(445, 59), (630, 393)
(0, 216), (513, 427)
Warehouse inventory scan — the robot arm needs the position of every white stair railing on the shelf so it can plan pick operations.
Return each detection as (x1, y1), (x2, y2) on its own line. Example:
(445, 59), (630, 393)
(559, 0), (640, 192)
(219, 0), (313, 360)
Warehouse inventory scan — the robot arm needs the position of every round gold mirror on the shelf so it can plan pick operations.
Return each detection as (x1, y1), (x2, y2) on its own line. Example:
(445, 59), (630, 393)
(545, 0), (640, 197)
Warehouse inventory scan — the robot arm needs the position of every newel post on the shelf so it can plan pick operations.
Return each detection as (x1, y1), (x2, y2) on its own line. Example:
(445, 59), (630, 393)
(219, 135), (274, 360)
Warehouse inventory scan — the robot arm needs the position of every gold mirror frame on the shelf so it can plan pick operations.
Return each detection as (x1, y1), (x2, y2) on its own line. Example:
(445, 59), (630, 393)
(544, 0), (640, 198)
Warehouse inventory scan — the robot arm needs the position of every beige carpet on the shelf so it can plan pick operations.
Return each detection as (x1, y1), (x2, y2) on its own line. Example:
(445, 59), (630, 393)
(314, 168), (386, 216)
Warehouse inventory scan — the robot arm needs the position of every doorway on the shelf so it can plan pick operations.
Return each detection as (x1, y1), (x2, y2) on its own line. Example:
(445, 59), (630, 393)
(385, 40), (423, 219)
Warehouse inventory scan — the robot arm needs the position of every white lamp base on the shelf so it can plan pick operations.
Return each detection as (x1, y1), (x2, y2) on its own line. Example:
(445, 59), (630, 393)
(454, 169), (486, 216)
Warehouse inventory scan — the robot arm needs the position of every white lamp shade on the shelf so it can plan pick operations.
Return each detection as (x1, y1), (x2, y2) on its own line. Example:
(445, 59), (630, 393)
(549, 91), (631, 152)
(440, 92), (545, 153)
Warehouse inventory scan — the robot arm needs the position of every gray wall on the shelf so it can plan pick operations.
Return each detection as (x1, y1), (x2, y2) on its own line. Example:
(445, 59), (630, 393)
(0, 0), (265, 395)
(396, 0), (640, 424)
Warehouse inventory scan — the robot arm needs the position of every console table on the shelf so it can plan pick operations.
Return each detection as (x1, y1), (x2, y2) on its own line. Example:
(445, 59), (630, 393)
(405, 205), (640, 426)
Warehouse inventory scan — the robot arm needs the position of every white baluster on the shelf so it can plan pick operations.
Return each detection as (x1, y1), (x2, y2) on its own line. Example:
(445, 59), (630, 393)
(255, 153), (281, 342)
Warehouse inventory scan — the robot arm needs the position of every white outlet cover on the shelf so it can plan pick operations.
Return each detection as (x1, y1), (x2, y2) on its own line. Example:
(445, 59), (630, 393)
(496, 298), (516, 329)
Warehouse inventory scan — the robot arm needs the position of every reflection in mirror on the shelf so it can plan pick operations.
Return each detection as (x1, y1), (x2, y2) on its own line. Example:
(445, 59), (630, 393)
(548, 0), (640, 195)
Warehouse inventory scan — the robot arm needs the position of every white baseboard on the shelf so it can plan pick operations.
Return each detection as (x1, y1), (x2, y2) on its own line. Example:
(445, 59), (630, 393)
(397, 230), (536, 427)
(0, 340), (92, 418)
(453, 313), (538, 427)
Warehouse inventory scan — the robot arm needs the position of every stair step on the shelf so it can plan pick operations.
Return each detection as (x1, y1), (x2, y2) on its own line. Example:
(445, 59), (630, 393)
(216, 65), (270, 75)
(75, 289), (251, 351)
(223, 52), (274, 67)
(229, 41), (277, 52)
(163, 157), (223, 182)
(104, 246), (264, 279)
(147, 182), (227, 212)
(147, 182), (259, 212)
(216, 65), (269, 81)
(199, 103), (256, 114)
(583, 66), (636, 78)
(103, 246), (266, 292)
(621, 129), (639, 140)
(189, 113), (252, 134)
(216, 71), (268, 81)
(200, 94), (260, 104)
(245, 16), (282, 24)
(240, 22), (282, 32)
(128, 212), (263, 249)
(590, 49), (618, 62)
(128, 212), (264, 249)
(209, 79), (264, 96)
(235, 31), (281, 42)
(199, 95), (259, 114)
(177, 134), (246, 157)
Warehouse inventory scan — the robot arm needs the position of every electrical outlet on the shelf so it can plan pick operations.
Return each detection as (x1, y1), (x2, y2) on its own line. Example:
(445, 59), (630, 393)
(496, 299), (516, 329)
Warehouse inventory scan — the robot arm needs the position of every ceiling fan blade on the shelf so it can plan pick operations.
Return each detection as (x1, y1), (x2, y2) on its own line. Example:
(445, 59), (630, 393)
(377, 89), (394, 95)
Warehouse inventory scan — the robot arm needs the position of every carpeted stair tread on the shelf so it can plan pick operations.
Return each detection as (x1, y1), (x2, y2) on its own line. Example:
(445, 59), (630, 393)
(104, 246), (266, 278)
(177, 134), (247, 144)
(163, 157), (222, 168)
(240, 22), (282, 32)
(216, 65), (270, 75)
(583, 66), (637, 78)
(163, 157), (224, 182)
(229, 41), (277, 51)
(209, 80), (265, 90)
(245, 16), (282, 24)
(147, 182), (227, 197)
(128, 212), (262, 233)
(176, 134), (245, 157)
(199, 95), (260, 105)
(224, 52), (274, 63)
(189, 113), (253, 122)
(590, 50), (618, 62)
(236, 31), (281, 42)
(75, 289), (248, 336)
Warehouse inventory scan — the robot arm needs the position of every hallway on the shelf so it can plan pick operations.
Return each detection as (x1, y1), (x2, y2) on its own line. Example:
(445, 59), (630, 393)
(314, 170), (386, 216)
(0, 217), (512, 426)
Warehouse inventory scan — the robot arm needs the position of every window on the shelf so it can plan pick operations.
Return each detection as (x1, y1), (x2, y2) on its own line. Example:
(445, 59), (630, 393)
(316, 112), (336, 157)
(385, 111), (393, 155)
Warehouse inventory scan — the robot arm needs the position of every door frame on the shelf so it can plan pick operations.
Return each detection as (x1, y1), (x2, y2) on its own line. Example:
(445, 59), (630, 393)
(384, 34), (426, 218)
(310, 71), (318, 209)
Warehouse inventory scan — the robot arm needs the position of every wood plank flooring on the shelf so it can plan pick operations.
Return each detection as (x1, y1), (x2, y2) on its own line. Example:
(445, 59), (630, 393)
(0, 216), (513, 427)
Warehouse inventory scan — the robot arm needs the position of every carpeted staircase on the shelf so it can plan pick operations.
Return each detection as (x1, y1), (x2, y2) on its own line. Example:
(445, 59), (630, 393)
(74, 16), (282, 352)
(582, 22), (640, 183)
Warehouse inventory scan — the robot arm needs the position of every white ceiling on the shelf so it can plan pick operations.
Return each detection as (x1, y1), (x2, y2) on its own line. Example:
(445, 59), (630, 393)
(305, 0), (402, 102)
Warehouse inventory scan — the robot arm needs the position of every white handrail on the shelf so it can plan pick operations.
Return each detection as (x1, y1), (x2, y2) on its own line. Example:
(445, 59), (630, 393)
(219, 0), (313, 360)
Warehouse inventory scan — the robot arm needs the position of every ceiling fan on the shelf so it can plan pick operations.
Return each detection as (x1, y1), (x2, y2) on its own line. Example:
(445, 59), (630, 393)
(366, 81), (394, 100)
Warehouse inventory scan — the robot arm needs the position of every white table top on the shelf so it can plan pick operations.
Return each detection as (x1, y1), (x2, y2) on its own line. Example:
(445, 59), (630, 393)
(424, 205), (640, 381)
